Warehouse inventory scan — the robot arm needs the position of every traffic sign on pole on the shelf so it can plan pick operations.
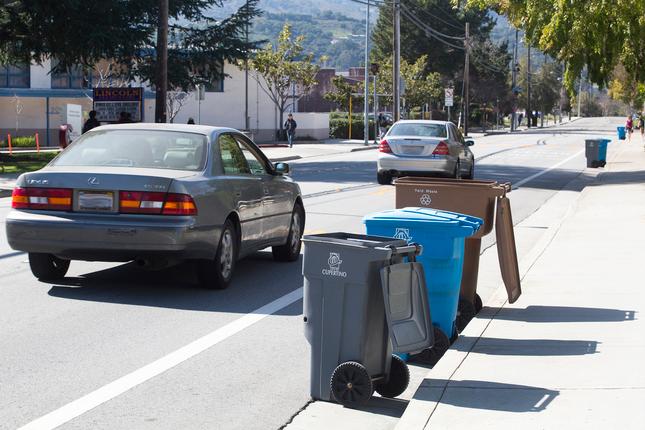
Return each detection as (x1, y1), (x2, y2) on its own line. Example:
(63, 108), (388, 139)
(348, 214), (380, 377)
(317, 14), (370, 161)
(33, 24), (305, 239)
(444, 88), (454, 107)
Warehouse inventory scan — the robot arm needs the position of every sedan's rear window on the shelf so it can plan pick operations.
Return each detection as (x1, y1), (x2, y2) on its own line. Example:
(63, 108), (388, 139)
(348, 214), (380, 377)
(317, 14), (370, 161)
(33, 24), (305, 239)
(51, 130), (207, 171)
(388, 123), (447, 138)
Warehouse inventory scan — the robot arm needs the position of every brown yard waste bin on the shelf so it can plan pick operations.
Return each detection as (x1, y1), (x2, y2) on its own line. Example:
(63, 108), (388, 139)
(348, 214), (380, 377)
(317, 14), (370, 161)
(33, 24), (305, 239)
(394, 177), (521, 331)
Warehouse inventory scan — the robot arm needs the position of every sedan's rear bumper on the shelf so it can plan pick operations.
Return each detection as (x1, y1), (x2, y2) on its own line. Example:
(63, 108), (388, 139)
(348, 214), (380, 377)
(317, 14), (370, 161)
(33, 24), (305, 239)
(377, 153), (457, 176)
(5, 209), (219, 261)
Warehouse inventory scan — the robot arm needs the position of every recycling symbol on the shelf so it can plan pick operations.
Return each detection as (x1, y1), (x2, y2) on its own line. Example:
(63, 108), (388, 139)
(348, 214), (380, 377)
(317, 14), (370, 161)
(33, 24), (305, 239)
(420, 194), (432, 206)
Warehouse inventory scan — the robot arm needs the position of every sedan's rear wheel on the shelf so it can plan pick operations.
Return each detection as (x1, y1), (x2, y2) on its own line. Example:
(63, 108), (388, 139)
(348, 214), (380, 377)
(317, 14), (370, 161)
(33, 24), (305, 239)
(197, 219), (237, 289)
(377, 171), (392, 185)
(28, 253), (70, 280)
(453, 161), (462, 179)
(463, 162), (475, 180)
(272, 203), (304, 262)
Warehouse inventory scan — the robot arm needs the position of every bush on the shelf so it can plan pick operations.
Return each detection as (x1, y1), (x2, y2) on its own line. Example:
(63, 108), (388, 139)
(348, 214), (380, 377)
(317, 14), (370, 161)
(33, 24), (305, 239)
(329, 117), (376, 139)
(0, 136), (37, 148)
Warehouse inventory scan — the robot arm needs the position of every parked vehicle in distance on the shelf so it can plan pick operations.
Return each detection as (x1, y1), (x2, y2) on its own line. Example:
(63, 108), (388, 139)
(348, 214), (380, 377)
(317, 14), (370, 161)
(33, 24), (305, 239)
(376, 120), (475, 185)
(6, 124), (305, 289)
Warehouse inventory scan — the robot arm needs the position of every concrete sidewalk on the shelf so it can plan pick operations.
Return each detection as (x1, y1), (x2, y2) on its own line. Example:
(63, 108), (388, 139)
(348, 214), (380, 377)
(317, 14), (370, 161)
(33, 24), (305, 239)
(396, 139), (645, 429)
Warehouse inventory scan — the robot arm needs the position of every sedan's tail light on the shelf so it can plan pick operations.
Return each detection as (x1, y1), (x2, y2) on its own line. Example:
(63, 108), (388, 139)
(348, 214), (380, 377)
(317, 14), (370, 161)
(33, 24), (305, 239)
(12, 187), (72, 211)
(432, 141), (450, 155)
(378, 139), (392, 153)
(119, 191), (197, 215)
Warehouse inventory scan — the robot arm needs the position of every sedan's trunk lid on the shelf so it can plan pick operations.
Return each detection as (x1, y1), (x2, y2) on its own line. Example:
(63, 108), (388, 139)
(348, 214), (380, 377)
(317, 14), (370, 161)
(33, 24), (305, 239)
(385, 136), (445, 157)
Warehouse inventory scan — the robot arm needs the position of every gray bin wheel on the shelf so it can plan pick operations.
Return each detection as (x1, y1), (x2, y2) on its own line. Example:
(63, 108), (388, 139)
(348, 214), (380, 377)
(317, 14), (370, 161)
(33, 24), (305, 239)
(375, 355), (410, 398)
(600, 160), (606, 167)
(456, 298), (476, 332)
(330, 361), (373, 405)
(408, 326), (451, 366)
(474, 293), (483, 313)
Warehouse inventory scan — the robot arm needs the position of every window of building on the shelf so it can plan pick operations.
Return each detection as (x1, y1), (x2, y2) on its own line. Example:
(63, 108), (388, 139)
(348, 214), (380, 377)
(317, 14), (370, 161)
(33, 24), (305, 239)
(0, 64), (30, 88)
(51, 61), (85, 89)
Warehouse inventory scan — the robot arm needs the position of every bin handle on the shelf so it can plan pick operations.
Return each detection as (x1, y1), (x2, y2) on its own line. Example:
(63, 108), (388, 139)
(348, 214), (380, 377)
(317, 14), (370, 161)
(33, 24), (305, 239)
(386, 243), (422, 262)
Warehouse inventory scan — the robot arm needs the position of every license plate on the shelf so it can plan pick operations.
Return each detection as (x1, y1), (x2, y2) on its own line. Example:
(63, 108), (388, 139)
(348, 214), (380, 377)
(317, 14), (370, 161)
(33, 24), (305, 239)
(78, 191), (114, 211)
(402, 145), (424, 155)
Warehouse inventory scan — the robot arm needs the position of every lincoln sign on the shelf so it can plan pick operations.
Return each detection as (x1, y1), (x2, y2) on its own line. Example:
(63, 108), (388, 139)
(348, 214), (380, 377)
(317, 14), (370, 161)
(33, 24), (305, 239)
(93, 87), (143, 122)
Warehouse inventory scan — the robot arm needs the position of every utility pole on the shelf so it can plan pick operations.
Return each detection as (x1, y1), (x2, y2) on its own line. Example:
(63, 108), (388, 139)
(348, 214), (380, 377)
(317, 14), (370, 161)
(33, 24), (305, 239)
(527, 44), (532, 128)
(462, 23), (471, 135)
(373, 74), (378, 143)
(154, 0), (169, 123)
(577, 73), (583, 118)
(511, 29), (518, 131)
(244, 0), (250, 131)
(364, 1), (370, 145)
(393, 0), (401, 121)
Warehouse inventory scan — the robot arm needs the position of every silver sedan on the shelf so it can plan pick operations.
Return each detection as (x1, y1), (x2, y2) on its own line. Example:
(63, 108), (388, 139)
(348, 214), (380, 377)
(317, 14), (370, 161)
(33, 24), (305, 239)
(5, 124), (305, 289)
(376, 120), (475, 184)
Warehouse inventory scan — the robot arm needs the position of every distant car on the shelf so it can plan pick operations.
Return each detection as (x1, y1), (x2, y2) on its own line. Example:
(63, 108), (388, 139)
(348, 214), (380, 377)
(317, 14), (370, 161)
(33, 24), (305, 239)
(376, 120), (475, 185)
(6, 124), (305, 289)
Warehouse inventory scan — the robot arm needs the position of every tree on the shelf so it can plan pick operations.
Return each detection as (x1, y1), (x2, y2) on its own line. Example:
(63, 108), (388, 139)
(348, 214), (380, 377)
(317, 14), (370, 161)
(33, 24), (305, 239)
(0, 0), (262, 119)
(464, 0), (645, 93)
(166, 91), (190, 123)
(532, 62), (562, 120)
(323, 76), (362, 111)
(372, 0), (494, 78)
(468, 38), (512, 121)
(375, 56), (443, 113)
(248, 24), (320, 138)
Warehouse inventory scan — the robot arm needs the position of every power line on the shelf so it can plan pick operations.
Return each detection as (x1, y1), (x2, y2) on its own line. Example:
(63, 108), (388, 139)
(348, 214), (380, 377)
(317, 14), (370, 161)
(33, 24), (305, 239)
(400, 8), (464, 50)
(401, 4), (464, 40)
(400, 1), (465, 33)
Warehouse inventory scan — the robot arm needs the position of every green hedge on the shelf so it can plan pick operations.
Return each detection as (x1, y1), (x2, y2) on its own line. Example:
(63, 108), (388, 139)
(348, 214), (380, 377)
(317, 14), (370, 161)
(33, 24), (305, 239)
(330, 118), (377, 139)
(0, 136), (37, 148)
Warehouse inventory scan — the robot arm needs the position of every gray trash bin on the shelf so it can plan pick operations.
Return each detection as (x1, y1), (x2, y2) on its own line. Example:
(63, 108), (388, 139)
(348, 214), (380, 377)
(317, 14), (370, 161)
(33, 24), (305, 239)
(302, 233), (433, 405)
(585, 139), (600, 168)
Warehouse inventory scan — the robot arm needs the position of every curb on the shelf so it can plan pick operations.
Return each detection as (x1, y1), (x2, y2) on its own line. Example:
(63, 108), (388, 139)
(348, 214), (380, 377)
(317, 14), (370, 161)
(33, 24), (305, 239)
(350, 145), (378, 152)
(270, 156), (302, 162)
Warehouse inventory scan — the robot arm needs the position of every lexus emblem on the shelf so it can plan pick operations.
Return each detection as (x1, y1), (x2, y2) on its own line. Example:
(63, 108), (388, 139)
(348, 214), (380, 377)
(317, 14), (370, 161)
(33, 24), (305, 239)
(88, 177), (100, 185)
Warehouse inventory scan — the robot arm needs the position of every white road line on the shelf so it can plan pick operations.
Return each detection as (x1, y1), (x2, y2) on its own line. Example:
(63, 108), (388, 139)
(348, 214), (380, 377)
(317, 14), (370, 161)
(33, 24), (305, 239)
(18, 287), (304, 430)
(512, 149), (585, 189)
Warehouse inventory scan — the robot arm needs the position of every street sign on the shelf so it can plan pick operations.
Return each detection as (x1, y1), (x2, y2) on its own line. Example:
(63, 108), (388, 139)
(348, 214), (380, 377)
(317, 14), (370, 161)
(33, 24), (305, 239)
(444, 88), (454, 107)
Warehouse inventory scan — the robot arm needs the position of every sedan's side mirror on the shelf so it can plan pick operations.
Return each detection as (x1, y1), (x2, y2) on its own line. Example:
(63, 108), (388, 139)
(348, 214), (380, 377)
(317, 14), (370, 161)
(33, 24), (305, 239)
(274, 162), (290, 174)
(465, 140), (475, 146)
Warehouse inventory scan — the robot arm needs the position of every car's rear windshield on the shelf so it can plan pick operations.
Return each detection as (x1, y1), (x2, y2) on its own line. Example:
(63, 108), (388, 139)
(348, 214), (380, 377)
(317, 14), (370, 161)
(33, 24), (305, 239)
(388, 123), (447, 138)
(51, 130), (208, 171)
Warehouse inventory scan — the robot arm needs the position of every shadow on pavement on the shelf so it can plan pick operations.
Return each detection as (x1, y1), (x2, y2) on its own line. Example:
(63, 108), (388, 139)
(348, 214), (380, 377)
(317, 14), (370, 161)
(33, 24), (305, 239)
(455, 337), (599, 356)
(494, 305), (636, 323)
(344, 396), (409, 419)
(47, 251), (304, 316)
(416, 379), (559, 412)
(596, 169), (645, 185)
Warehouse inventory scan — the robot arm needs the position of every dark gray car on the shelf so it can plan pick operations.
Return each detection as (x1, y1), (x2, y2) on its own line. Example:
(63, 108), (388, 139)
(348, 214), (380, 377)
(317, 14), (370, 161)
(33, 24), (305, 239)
(5, 124), (305, 289)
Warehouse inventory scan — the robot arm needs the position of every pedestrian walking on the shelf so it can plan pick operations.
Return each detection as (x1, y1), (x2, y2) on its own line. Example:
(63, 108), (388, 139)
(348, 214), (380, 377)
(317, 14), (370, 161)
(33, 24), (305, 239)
(377, 113), (388, 138)
(626, 115), (633, 142)
(639, 114), (644, 146)
(284, 113), (297, 148)
(82, 110), (100, 134)
(187, 117), (195, 124)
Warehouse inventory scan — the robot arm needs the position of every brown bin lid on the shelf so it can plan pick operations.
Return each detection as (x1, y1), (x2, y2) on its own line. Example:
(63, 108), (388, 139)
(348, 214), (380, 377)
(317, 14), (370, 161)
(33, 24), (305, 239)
(394, 177), (509, 238)
(495, 196), (522, 303)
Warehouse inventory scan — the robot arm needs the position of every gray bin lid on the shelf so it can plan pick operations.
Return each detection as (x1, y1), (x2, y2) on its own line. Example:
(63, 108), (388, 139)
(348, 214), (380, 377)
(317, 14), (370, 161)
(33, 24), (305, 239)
(380, 262), (433, 353)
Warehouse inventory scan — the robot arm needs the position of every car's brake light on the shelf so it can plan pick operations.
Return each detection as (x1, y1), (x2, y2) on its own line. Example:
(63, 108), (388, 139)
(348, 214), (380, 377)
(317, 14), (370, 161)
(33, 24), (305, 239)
(378, 139), (392, 153)
(162, 193), (197, 215)
(432, 141), (450, 155)
(119, 191), (197, 215)
(12, 187), (72, 211)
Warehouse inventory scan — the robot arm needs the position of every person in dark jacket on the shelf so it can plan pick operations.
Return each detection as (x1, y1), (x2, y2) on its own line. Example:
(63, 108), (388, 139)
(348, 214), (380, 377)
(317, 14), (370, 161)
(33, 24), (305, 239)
(284, 113), (297, 148)
(82, 110), (100, 134)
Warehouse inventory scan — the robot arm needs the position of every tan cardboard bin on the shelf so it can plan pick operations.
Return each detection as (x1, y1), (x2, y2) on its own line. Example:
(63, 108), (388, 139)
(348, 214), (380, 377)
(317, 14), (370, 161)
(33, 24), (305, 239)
(394, 177), (521, 330)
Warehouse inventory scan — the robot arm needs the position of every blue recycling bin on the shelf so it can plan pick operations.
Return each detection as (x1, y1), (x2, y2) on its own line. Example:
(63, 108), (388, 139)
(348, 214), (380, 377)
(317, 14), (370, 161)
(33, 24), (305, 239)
(363, 208), (483, 340)
(617, 126), (626, 140)
(598, 138), (610, 164)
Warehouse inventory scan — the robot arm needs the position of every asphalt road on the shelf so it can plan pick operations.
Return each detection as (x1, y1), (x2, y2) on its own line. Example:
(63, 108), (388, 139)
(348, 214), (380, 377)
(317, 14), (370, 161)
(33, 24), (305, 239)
(0, 117), (622, 430)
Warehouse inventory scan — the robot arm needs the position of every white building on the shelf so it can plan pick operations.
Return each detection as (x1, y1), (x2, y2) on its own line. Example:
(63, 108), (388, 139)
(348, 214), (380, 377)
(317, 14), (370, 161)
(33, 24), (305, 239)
(0, 60), (329, 146)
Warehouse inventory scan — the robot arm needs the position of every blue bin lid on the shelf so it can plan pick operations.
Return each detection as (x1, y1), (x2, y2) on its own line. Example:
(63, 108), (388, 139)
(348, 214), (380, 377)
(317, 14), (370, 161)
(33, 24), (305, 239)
(363, 207), (483, 237)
